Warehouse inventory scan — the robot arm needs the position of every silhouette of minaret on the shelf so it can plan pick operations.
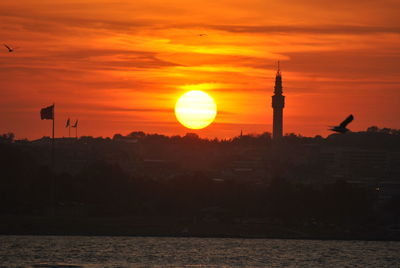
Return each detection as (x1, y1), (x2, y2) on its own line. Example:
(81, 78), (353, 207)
(271, 62), (285, 140)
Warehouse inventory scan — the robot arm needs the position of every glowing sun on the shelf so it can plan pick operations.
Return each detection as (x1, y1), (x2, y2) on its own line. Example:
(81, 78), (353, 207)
(175, 90), (217, 129)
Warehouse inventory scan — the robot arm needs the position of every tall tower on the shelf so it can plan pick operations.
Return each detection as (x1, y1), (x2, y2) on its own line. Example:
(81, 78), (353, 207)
(271, 62), (285, 140)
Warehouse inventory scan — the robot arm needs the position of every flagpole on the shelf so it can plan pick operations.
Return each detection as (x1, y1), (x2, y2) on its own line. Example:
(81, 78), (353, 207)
(51, 103), (55, 215)
(52, 103), (55, 168)
(40, 103), (56, 215)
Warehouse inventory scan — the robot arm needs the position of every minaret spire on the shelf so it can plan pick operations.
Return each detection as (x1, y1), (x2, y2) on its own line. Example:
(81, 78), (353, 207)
(271, 62), (285, 140)
(277, 60), (280, 74)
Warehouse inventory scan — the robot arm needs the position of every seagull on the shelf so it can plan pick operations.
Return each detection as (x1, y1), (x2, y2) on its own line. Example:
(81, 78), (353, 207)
(329, 114), (354, 133)
(4, 44), (15, 52)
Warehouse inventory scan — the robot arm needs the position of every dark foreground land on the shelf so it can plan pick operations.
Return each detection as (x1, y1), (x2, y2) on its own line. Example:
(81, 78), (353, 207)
(1, 215), (400, 241)
(1, 130), (400, 241)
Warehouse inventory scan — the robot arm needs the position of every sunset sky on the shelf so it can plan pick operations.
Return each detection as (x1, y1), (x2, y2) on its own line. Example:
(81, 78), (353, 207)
(1, 0), (399, 139)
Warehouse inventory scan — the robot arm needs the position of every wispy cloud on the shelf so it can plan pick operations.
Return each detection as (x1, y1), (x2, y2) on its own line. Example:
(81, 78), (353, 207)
(202, 24), (400, 35)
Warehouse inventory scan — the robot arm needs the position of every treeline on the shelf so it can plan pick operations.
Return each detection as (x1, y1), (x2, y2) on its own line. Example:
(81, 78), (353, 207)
(109, 126), (400, 150)
(2, 125), (400, 148)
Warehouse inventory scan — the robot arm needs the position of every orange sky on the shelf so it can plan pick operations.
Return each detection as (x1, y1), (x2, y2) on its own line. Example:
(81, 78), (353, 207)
(1, 0), (399, 139)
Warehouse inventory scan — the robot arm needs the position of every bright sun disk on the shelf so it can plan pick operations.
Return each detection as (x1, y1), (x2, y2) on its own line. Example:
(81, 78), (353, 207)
(175, 90), (217, 129)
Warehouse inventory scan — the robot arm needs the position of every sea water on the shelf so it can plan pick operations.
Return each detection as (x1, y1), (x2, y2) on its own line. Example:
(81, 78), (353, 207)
(0, 236), (399, 267)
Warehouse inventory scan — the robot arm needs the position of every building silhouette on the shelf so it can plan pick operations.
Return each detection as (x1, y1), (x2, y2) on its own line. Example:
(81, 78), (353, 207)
(271, 63), (285, 140)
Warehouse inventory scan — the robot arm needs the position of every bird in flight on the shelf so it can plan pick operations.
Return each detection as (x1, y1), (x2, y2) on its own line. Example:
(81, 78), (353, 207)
(329, 114), (354, 133)
(4, 44), (17, 52)
(198, 34), (206, 37)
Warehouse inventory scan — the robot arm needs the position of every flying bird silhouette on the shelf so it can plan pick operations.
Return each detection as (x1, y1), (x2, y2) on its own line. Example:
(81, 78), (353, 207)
(329, 114), (354, 133)
(3, 44), (18, 52)
(4, 44), (13, 52)
(198, 34), (206, 36)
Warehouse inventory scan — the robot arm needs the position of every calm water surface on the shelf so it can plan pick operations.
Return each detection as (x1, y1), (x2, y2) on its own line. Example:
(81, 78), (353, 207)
(0, 236), (399, 267)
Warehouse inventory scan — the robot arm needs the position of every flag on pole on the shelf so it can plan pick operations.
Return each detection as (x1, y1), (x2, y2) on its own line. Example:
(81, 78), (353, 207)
(40, 105), (54, 120)
(72, 120), (78, 128)
(65, 118), (70, 128)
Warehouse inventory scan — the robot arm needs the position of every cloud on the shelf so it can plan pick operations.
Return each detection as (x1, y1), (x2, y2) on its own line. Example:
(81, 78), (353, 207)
(284, 50), (400, 78)
(95, 105), (171, 113)
(0, 49), (182, 72)
(203, 24), (400, 35)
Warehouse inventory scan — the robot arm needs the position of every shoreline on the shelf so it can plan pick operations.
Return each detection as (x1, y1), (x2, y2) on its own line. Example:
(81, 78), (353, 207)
(1, 233), (400, 243)
(1, 215), (399, 242)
